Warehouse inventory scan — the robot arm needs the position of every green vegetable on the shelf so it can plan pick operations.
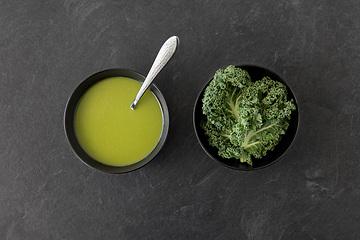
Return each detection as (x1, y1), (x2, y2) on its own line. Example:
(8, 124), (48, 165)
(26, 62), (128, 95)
(201, 65), (296, 165)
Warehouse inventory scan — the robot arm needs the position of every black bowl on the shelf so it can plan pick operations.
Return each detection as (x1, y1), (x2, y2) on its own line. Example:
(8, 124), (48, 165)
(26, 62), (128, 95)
(193, 65), (299, 170)
(64, 69), (169, 173)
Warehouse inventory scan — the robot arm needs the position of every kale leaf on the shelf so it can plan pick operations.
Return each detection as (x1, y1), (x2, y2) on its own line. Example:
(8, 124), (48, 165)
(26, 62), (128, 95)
(201, 65), (296, 165)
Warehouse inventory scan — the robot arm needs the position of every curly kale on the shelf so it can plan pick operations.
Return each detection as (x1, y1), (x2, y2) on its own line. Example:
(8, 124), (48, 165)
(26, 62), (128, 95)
(201, 65), (296, 166)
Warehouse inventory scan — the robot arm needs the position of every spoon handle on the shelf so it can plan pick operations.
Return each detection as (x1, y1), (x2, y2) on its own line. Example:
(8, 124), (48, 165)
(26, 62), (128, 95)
(130, 36), (179, 110)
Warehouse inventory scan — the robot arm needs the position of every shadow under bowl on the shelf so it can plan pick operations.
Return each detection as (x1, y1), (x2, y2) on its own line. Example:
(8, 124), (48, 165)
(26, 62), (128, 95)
(193, 65), (299, 171)
(64, 69), (169, 173)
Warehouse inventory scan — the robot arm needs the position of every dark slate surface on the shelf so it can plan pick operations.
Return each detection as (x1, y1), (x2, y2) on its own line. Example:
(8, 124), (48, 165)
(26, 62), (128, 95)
(1, 0), (360, 239)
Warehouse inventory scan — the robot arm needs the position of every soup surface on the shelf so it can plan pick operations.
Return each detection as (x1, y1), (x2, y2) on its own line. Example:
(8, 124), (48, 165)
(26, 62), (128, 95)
(74, 77), (163, 167)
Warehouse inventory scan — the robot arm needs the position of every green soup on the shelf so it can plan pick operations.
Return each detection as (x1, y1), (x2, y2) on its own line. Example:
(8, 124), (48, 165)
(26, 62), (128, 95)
(74, 77), (163, 167)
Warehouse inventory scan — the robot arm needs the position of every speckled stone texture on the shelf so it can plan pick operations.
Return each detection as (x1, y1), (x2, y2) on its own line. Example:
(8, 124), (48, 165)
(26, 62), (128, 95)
(1, 1), (360, 239)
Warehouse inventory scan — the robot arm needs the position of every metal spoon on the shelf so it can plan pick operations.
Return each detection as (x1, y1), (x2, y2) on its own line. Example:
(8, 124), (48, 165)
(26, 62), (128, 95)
(130, 36), (179, 110)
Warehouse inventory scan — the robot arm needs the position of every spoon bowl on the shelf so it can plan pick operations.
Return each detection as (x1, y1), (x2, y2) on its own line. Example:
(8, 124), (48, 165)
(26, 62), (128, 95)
(64, 69), (169, 173)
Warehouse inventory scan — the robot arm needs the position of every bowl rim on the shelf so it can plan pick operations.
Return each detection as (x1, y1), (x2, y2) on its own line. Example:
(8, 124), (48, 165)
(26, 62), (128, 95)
(64, 68), (169, 173)
(193, 64), (300, 171)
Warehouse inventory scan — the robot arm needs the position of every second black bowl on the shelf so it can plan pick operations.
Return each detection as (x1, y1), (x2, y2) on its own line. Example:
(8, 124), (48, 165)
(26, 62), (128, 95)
(193, 65), (299, 170)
